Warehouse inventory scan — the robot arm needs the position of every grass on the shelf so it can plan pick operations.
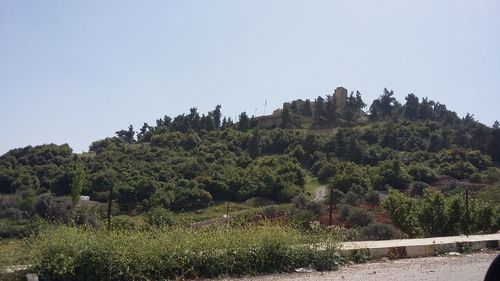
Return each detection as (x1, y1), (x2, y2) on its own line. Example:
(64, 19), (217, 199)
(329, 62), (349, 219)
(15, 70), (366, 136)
(175, 201), (292, 223)
(0, 238), (29, 271)
(26, 224), (343, 280)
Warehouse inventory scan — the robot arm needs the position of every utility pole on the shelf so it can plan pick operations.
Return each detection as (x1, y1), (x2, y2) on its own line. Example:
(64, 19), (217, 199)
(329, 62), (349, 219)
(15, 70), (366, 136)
(329, 185), (333, 226)
(465, 189), (470, 236)
(107, 185), (113, 230)
(225, 201), (230, 226)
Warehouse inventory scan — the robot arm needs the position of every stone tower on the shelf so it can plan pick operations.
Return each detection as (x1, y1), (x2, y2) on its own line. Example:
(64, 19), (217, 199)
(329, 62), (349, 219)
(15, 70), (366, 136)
(334, 87), (348, 113)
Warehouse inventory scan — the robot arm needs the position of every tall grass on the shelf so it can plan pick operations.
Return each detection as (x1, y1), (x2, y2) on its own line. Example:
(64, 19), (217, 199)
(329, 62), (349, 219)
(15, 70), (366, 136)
(29, 224), (342, 280)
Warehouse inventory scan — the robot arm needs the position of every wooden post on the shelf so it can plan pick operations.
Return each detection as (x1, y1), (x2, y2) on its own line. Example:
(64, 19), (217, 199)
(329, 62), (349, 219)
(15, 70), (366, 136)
(107, 185), (113, 230)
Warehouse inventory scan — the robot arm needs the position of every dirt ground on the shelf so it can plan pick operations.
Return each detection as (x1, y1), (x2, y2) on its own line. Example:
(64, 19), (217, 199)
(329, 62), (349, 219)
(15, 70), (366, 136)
(215, 251), (498, 281)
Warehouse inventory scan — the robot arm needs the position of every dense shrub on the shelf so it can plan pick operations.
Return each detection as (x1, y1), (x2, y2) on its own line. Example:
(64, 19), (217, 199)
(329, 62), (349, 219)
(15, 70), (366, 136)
(407, 165), (438, 183)
(346, 208), (373, 227)
(364, 190), (380, 206)
(30, 225), (343, 280)
(343, 191), (360, 205)
(409, 181), (428, 197)
(360, 223), (400, 240)
(469, 172), (482, 183)
(144, 207), (175, 227)
(373, 160), (411, 191)
(440, 161), (478, 180)
(485, 168), (500, 184)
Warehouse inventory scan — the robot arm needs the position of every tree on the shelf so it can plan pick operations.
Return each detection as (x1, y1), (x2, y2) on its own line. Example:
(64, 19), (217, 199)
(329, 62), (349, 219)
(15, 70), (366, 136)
(325, 95), (337, 124)
(211, 104), (222, 129)
(373, 160), (412, 190)
(300, 99), (312, 116)
(137, 123), (152, 142)
(404, 93), (419, 120)
(418, 98), (434, 120)
(238, 112), (250, 131)
(71, 165), (84, 207)
(115, 125), (135, 143)
(343, 91), (365, 123)
(281, 107), (293, 128)
(383, 189), (421, 237)
(418, 190), (448, 236)
(489, 121), (500, 162)
(312, 96), (327, 127)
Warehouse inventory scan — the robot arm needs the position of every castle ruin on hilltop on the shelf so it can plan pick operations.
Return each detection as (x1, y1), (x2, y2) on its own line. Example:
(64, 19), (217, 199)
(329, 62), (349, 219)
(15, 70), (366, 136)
(254, 86), (359, 128)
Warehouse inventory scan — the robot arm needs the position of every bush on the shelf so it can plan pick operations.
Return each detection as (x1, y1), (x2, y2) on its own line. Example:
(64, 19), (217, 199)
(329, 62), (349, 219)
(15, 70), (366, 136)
(144, 207), (175, 227)
(262, 205), (278, 218)
(361, 223), (400, 240)
(409, 181), (428, 197)
(364, 191), (380, 206)
(343, 191), (360, 205)
(485, 168), (500, 184)
(408, 165), (438, 183)
(29, 224), (343, 280)
(440, 161), (478, 180)
(288, 210), (318, 231)
(468, 172), (482, 183)
(346, 208), (373, 227)
(111, 215), (138, 230)
(72, 204), (107, 227)
(339, 204), (353, 220)
(374, 160), (411, 191)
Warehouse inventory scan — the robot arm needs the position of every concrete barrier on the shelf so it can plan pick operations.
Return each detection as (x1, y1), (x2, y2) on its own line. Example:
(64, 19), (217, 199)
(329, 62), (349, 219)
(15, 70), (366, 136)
(341, 233), (500, 259)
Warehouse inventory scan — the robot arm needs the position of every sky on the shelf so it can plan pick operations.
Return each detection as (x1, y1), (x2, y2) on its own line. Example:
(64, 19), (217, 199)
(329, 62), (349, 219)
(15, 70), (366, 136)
(1, 0), (499, 154)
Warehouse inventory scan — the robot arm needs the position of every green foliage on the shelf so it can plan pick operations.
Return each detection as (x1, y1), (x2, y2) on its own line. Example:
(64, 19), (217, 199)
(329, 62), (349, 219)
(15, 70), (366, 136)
(364, 190), (380, 206)
(346, 207), (373, 227)
(384, 190), (500, 237)
(418, 190), (448, 236)
(440, 161), (478, 180)
(383, 190), (421, 237)
(373, 160), (411, 191)
(329, 163), (369, 193)
(407, 164), (438, 183)
(71, 165), (84, 207)
(469, 172), (482, 183)
(144, 207), (175, 227)
(361, 222), (400, 240)
(29, 225), (342, 280)
(1, 92), (500, 237)
(409, 181), (428, 197)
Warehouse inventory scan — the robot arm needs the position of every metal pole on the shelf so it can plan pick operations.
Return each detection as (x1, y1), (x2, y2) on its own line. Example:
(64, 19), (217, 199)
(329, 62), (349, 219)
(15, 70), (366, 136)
(329, 186), (333, 226)
(107, 185), (113, 230)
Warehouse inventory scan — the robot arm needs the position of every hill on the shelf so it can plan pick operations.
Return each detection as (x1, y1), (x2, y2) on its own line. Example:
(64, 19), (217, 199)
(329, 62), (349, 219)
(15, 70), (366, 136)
(1, 87), (499, 238)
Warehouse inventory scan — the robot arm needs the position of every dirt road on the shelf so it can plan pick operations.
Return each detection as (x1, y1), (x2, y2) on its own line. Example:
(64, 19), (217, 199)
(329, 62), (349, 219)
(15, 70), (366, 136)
(217, 251), (498, 281)
(313, 185), (326, 202)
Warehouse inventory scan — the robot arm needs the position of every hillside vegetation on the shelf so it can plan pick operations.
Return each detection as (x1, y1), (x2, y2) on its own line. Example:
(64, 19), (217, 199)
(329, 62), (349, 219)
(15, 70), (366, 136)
(1, 88), (499, 239)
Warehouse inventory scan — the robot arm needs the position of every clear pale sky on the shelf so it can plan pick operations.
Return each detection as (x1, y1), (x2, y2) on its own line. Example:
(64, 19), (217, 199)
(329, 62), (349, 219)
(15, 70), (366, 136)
(1, 0), (499, 154)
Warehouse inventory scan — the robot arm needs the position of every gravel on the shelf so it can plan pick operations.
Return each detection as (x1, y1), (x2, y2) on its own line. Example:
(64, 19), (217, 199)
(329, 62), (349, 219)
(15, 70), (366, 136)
(213, 251), (499, 281)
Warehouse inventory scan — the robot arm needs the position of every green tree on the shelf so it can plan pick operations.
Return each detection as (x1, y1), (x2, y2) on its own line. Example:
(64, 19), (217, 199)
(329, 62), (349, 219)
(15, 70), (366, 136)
(404, 93), (419, 120)
(281, 107), (293, 128)
(383, 189), (421, 237)
(238, 112), (250, 131)
(115, 125), (135, 143)
(418, 190), (448, 236)
(71, 165), (84, 207)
